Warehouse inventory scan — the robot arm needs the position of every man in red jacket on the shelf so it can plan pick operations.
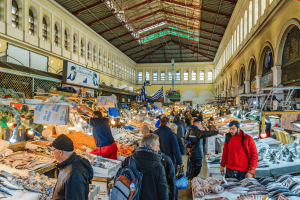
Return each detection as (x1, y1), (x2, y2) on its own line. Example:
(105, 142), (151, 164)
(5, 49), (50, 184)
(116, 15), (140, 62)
(220, 121), (258, 180)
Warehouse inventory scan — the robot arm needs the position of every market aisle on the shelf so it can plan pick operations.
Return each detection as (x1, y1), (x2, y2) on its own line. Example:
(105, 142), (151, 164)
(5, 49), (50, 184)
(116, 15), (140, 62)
(178, 155), (208, 200)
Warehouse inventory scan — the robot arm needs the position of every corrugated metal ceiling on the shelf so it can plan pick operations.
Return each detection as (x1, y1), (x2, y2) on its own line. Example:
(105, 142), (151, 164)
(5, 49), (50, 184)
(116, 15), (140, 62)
(55, 0), (237, 63)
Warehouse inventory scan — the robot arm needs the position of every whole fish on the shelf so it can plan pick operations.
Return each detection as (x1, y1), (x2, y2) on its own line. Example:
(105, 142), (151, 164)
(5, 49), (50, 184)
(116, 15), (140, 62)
(0, 187), (12, 196)
(276, 175), (292, 183)
(0, 180), (23, 190)
(267, 186), (289, 192)
(24, 187), (45, 194)
(269, 189), (291, 197)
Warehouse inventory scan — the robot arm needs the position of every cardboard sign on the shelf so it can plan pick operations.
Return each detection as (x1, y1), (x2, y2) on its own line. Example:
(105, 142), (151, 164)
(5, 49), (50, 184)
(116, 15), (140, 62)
(281, 177), (294, 188)
(154, 102), (162, 108)
(63, 61), (99, 89)
(34, 104), (69, 125)
(281, 114), (299, 131)
(97, 96), (116, 108)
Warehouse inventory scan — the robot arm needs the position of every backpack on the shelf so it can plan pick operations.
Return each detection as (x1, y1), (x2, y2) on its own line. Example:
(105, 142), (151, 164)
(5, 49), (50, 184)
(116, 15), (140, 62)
(111, 157), (143, 200)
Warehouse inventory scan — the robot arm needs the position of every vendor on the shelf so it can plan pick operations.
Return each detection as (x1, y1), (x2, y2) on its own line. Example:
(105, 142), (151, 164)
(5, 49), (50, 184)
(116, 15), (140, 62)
(220, 121), (258, 181)
(73, 105), (117, 160)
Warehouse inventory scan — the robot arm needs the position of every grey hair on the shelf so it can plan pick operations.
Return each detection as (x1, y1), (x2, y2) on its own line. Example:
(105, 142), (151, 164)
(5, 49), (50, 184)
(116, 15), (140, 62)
(140, 133), (159, 148)
(169, 123), (178, 131)
(62, 150), (73, 155)
(141, 124), (150, 131)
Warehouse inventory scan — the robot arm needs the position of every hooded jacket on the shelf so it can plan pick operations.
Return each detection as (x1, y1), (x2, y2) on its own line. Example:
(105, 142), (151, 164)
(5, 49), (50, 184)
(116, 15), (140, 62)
(185, 125), (219, 160)
(122, 149), (169, 200)
(174, 119), (187, 138)
(154, 125), (183, 165)
(52, 153), (93, 200)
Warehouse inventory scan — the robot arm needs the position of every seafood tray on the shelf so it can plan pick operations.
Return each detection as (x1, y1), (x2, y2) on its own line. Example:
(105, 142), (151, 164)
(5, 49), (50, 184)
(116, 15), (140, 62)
(91, 157), (122, 175)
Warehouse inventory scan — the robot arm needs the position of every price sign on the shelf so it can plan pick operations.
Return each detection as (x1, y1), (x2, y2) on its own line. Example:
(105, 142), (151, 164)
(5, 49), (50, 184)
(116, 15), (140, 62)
(277, 194), (288, 200)
(281, 177), (294, 188)
(97, 96), (116, 107)
(34, 104), (69, 125)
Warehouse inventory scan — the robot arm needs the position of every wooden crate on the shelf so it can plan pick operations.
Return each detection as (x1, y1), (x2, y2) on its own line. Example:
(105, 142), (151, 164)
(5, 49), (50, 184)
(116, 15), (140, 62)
(50, 89), (78, 97)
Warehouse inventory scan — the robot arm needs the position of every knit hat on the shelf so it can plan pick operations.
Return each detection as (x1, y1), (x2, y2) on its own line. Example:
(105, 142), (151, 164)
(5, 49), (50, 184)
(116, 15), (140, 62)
(52, 134), (74, 152)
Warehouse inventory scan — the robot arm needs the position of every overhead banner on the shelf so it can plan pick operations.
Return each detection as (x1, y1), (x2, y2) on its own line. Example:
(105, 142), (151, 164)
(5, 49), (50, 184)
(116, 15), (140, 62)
(63, 61), (99, 89)
(34, 104), (69, 125)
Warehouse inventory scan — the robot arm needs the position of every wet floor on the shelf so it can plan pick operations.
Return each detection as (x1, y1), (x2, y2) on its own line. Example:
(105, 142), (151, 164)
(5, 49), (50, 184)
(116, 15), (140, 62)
(178, 155), (208, 200)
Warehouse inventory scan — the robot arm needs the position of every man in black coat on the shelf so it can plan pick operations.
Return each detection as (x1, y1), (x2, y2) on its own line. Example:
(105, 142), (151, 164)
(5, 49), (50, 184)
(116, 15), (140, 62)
(122, 133), (169, 200)
(52, 135), (93, 200)
(154, 117), (183, 168)
(185, 119), (223, 180)
(170, 123), (185, 155)
(174, 115), (187, 142)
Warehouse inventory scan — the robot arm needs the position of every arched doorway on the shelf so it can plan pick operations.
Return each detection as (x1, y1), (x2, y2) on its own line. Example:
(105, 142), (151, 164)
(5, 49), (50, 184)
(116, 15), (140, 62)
(249, 59), (257, 93)
(282, 26), (300, 85)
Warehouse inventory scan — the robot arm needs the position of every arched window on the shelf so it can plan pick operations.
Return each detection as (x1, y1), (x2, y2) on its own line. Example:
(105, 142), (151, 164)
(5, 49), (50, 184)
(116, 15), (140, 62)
(199, 70), (205, 80)
(250, 61), (257, 92)
(240, 18), (243, 43)
(229, 76), (232, 90)
(249, 1), (253, 31)
(208, 70), (213, 80)
(93, 46), (96, 63)
(42, 17), (47, 41)
(240, 68), (245, 86)
(263, 47), (273, 76)
(103, 52), (106, 66)
(184, 70), (188, 80)
(192, 70), (196, 80)
(153, 71), (157, 81)
(73, 34), (78, 53)
(64, 29), (69, 51)
(261, 0), (266, 16)
(12, 0), (19, 28)
(87, 42), (91, 60)
(108, 55), (110, 68)
(98, 49), (101, 64)
(110, 83), (114, 87)
(176, 70), (180, 80)
(234, 30), (236, 51)
(161, 70), (165, 81)
(254, 0), (259, 24)
(54, 23), (59, 46)
(244, 10), (247, 39)
(28, 9), (34, 35)
(138, 71), (143, 81)
(168, 70), (172, 81)
(146, 71), (150, 81)
(237, 25), (240, 47)
(81, 39), (85, 58)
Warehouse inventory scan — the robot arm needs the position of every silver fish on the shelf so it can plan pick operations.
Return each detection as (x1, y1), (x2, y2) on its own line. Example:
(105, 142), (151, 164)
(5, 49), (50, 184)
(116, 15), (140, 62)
(0, 180), (23, 190)
(0, 187), (12, 196)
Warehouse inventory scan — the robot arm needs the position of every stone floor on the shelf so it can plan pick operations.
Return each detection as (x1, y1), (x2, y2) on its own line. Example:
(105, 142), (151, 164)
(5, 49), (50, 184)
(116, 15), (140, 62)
(178, 155), (208, 200)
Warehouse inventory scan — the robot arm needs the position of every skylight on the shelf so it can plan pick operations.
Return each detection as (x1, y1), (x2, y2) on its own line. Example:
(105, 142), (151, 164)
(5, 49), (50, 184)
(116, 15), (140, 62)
(138, 22), (168, 34)
(140, 28), (199, 44)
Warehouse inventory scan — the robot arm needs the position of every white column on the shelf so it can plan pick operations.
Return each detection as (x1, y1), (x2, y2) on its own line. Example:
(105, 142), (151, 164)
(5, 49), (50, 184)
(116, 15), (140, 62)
(196, 67), (199, 81)
(50, 14), (54, 44)
(245, 80), (250, 94)
(6, 0), (12, 25)
(255, 75), (262, 93)
(188, 67), (191, 83)
(23, 0), (28, 33)
(61, 21), (65, 49)
(272, 65), (284, 101)
(70, 26), (73, 53)
(181, 67), (183, 83)
(38, 6), (43, 39)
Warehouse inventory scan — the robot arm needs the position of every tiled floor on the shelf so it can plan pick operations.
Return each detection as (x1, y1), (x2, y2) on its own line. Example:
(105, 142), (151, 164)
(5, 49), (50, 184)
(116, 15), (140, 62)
(178, 155), (208, 200)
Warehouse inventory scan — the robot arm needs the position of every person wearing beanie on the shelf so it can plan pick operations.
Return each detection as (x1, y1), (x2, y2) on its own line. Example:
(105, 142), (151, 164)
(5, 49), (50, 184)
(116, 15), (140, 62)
(73, 105), (117, 160)
(52, 134), (94, 200)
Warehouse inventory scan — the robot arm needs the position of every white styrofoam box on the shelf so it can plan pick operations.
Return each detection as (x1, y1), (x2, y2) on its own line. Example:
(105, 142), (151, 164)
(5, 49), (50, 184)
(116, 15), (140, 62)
(117, 156), (126, 161)
(25, 99), (43, 104)
(92, 158), (122, 175)
(25, 142), (39, 150)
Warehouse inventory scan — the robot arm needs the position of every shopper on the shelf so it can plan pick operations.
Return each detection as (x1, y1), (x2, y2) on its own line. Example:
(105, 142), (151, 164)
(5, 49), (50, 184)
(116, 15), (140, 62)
(154, 117), (183, 168)
(207, 117), (217, 131)
(52, 134), (93, 200)
(185, 119), (223, 180)
(220, 121), (258, 181)
(174, 115), (186, 142)
(141, 124), (151, 135)
(122, 133), (169, 200)
(169, 123), (185, 155)
(73, 105), (117, 159)
(185, 111), (192, 122)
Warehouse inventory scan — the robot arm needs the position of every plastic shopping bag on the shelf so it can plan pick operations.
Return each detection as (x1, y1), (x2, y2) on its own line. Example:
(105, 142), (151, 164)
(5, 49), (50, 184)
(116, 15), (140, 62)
(175, 174), (188, 190)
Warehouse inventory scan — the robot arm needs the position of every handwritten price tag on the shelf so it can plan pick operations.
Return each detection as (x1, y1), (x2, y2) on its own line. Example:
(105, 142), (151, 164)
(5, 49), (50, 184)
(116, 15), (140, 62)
(281, 177), (294, 188)
(34, 104), (68, 125)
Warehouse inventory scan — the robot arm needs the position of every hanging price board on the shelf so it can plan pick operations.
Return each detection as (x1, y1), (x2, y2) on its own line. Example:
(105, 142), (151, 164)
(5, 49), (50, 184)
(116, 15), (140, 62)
(34, 104), (69, 125)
